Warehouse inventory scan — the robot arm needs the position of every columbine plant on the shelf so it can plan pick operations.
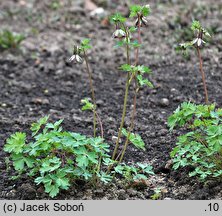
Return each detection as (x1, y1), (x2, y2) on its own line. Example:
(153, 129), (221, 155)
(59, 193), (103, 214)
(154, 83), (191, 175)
(4, 117), (154, 197)
(69, 39), (98, 137)
(167, 21), (222, 182)
(168, 102), (222, 180)
(179, 20), (211, 104)
(111, 5), (153, 162)
(3, 4), (156, 198)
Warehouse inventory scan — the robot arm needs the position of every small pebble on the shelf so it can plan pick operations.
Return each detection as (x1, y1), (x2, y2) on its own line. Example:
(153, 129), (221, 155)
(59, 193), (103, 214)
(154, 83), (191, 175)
(112, 136), (121, 143)
(159, 98), (170, 107)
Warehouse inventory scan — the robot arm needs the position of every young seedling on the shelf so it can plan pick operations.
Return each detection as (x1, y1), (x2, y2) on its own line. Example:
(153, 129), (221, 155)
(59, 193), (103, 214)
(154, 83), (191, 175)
(111, 5), (153, 162)
(69, 39), (98, 137)
(0, 29), (25, 50)
(179, 20), (211, 104)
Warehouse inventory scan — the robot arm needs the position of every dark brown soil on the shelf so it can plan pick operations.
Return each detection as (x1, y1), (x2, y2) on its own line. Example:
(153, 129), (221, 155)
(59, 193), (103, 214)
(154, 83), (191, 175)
(0, 0), (222, 200)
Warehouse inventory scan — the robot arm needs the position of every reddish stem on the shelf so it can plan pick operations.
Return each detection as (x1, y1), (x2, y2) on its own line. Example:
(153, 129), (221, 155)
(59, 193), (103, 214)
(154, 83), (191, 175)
(196, 47), (209, 104)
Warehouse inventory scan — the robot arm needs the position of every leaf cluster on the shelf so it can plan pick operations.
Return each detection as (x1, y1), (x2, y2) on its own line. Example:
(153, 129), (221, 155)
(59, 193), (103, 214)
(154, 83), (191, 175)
(4, 117), (110, 197)
(4, 117), (154, 197)
(168, 102), (222, 180)
(114, 162), (154, 181)
(122, 128), (146, 151)
(80, 38), (92, 51)
(110, 13), (126, 24)
(177, 20), (211, 55)
(81, 98), (95, 111)
(129, 5), (150, 18)
(191, 20), (211, 37)
(120, 64), (153, 88)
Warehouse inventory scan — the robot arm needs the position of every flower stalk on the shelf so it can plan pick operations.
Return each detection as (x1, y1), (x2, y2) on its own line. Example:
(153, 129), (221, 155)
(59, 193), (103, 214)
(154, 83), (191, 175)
(112, 24), (131, 160)
(111, 5), (152, 162)
(196, 46), (209, 104)
(83, 50), (97, 137)
(178, 20), (211, 104)
(119, 14), (142, 163)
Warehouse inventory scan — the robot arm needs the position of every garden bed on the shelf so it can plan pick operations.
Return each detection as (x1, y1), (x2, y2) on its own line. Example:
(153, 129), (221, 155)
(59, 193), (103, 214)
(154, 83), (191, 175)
(0, 0), (221, 200)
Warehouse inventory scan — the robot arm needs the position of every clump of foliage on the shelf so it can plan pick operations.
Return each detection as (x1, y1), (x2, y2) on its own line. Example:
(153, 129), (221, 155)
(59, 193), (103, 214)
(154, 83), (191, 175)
(178, 20), (211, 104)
(168, 102), (222, 180)
(110, 4), (153, 162)
(4, 4), (155, 198)
(0, 29), (25, 50)
(4, 116), (154, 197)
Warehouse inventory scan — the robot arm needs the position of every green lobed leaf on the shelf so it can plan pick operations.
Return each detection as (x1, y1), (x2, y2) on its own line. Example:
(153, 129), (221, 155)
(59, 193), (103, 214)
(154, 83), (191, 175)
(137, 74), (153, 88)
(4, 132), (26, 154)
(98, 172), (113, 183)
(129, 5), (150, 17)
(31, 116), (49, 136)
(141, 5), (150, 16)
(47, 184), (60, 198)
(40, 157), (61, 174)
(130, 40), (141, 48)
(137, 163), (154, 175)
(80, 38), (92, 51)
(129, 26), (137, 33)
(129, 5), (142, 17)
(191, 20), (201, 31)
(122, 128), (146, 151)
(120, 64), (132, 72)
(114, 165), (124, 174)
(110, 13), (126, 23)
(81, 98), (95, 111)
(56, 177), (70, 190)
(76, 154), (89, 167)
(12, 154), (25, 171)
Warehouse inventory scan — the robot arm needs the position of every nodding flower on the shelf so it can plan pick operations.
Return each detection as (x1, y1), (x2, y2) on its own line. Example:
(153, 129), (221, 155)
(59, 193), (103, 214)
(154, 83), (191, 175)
(69, 54), (83, 63)
(135, 15), (148, 27)
(69, 45), (83, 63)
(192, 31), (205, 47)
(112, 28), (126, 39)
(192, 38), (205, 47)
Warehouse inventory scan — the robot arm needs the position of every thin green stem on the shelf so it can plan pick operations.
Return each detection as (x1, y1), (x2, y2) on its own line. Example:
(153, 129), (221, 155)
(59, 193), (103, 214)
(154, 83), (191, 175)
(83, 51), (97, 137)
(112, 25), (131, 160)
(196, 47), (209, 104)
(96, 154), (102, 173)
(119, 88), (138, 163)
(112, 73), (130, 160)
(95, 110), (104, 139)
(119, 15), (142, 162)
